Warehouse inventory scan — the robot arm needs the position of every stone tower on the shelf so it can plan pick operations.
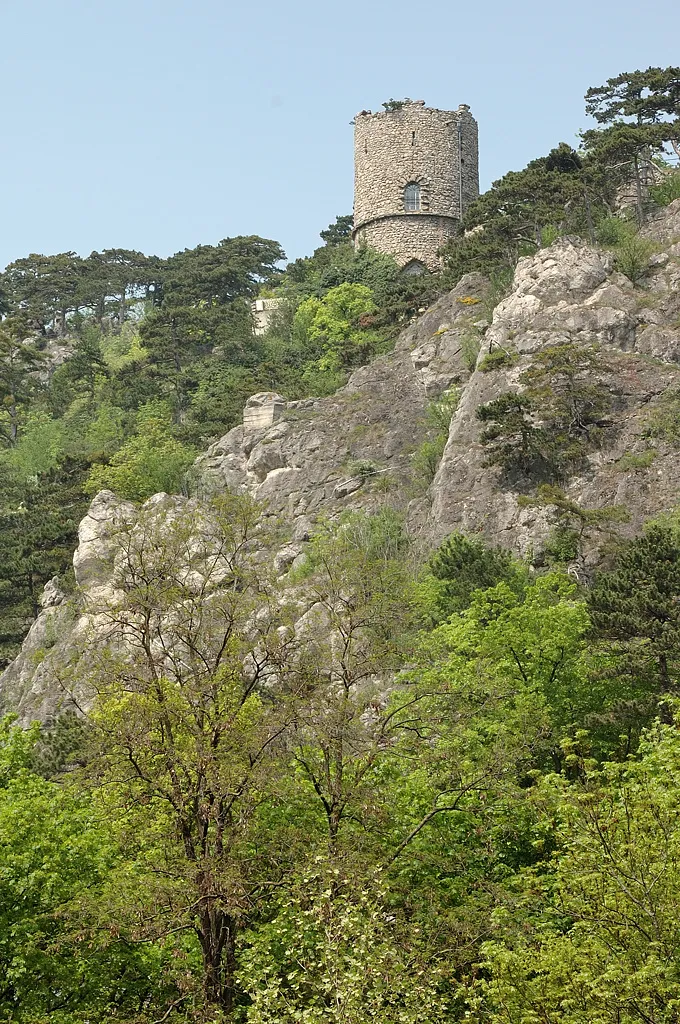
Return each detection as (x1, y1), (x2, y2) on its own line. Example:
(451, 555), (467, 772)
(352, 99), (479, 272)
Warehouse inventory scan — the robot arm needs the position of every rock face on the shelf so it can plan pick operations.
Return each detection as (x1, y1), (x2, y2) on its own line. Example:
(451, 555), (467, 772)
(430, 233), (680, 555)
(0, 491), (135, 724)
(3, 206), (680, 723)
(195, 273), (489, 529)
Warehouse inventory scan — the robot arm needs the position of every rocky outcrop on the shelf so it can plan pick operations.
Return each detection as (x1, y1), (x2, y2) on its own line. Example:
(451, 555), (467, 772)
(4, 207), (680, 723)
(430, 233), (680, 555)
(195, 273), (490, 532)
(0, 490), (136, 725)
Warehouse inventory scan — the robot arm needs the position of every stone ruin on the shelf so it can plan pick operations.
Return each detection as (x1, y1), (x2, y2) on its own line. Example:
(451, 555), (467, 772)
(242, 392), (286, 431)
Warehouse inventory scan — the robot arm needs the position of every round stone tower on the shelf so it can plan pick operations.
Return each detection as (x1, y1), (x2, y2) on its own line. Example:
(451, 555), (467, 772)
(352, 99), (479, 272)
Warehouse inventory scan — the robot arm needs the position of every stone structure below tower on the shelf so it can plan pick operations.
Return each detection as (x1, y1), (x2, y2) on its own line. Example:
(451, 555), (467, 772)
(352, 99), (479, 272)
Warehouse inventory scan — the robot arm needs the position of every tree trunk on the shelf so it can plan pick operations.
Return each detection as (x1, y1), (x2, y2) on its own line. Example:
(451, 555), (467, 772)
(197, 903), (237, 1013)
(633, 153), (646, 227)
(583, 187), (595, 244)
(8, 402), (18, 445)
(118, 290), (127, 330)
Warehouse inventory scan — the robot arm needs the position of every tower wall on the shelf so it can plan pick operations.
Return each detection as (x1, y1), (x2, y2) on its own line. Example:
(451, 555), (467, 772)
(352, 100), (479, 270)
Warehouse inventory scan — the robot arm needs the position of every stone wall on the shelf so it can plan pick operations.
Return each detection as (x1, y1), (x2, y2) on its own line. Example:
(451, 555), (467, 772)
(352, 100), (479, 269)
(354, 215), (461, 272)
(252, 298), (284, 336)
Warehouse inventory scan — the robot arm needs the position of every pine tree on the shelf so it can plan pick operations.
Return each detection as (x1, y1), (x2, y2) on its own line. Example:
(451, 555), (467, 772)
(589, 524), (680, 698)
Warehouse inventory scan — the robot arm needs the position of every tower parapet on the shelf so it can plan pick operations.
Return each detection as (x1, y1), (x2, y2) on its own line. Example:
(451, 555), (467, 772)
(352, 100), (479, 272)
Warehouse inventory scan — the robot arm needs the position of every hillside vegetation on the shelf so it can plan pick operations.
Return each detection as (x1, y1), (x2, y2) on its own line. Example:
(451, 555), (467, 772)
(0, 66), (680, 1023)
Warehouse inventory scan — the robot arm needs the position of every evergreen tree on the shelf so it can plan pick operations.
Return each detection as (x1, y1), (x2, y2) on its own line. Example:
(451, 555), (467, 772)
(583, 67), (680, 223)
(427, 532), (524, 622)
(589, 524), (680, 699)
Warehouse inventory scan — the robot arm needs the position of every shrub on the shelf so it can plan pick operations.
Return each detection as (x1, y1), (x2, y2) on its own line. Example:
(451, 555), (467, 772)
(614, 235), (657, 285)
(412, 390), (461, 485)
(643, 387), (680, 445)
(543, 524), (580, 565)
(460, 330), (482, 371)
(541, 224), (560, 246)
(596, 216), (636, 246)
(85, 402), (196, 501)
(476, 392), (558, 479)
(412, 438), (446, 484)
(425, 388), (460, 433)
(347, 459), (378, 479)
(615, 449), (657, 471)
(650, 171), (680, 207)
(478, 347), (518, 372)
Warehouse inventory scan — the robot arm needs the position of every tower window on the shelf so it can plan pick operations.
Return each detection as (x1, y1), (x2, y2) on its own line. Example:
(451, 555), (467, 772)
(404, 182), (421, 211)
(411, 130), (416, 146)
(403, 259), (426, 276)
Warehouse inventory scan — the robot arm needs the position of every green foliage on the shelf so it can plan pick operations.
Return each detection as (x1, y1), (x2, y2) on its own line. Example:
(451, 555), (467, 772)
(85, 401), (196, 501)
(596, 214), (637, 245)
(239, 873), (448, 1024)
(476, 392), (555, 478)
(0, 461), (84, 666)
(478, 346), (518, 372)
(443, 144), (599, 281)
(477, 344), (613, 482)
(644, 386), (680, 443)
(589, 524), (680, 701)
(614, 233), (658, 284)
(0, 716), (170, 1021)
(411, 389), (460, 484)
(425, 531), (526, 623)
(520, 484), (629, 564)
(542, 523), (580, 564)
(381, 97), (409, 111)
(481, 717), (680, 1023)
(615, 447), (657, 470)
(3, 69), (680, 1020)
(293, 282), (381, 371)
(460, 328), (482, 371)
(650, 170), (680, 205)
(319, 214), (354, 245)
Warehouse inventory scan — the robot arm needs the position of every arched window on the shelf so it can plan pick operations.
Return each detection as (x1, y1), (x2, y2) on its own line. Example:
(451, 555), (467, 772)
(403, 259), (426, 276)
(404, 182), (421, 212)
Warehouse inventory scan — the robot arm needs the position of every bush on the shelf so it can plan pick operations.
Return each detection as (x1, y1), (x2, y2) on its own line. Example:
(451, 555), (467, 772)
(614, 234), (657, 286)
(412, 390), (460, 485)
(347, 459), (378, 479)
(460, 330), (482, 371)
(644, 387), (680, 445)
(476, 392), (558, 479)
(543, 524), (580, 565)
(412, 438), (446, 484)
(596, 216), (636, 246)
(650, 171), (680, 207)
(478, 347), (518, 372)
(615, 449), (657, 471)
(85, 402), (196, 501)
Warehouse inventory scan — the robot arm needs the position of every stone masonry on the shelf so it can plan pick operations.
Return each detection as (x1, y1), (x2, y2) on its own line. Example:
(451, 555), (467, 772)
(242, 392), (286, 431)
(352, 100), (479, 271)
(252, 297), (285, 336)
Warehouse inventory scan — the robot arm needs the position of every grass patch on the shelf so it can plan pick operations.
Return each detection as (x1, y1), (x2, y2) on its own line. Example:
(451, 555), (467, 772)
(615, 449), (657, 471)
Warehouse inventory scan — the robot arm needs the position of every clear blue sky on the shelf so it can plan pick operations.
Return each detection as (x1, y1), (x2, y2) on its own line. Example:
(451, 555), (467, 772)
(1, 0), (678, 271)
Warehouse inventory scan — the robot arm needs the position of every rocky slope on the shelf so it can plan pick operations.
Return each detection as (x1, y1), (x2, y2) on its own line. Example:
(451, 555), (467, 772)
(3, 200), (680, 724)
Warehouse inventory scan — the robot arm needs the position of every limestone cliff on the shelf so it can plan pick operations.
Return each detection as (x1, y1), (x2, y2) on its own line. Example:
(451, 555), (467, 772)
(3, 200), (680, 724)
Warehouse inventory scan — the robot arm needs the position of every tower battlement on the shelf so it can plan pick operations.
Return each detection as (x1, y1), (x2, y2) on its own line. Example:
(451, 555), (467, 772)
(352, 99), (479, 272)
